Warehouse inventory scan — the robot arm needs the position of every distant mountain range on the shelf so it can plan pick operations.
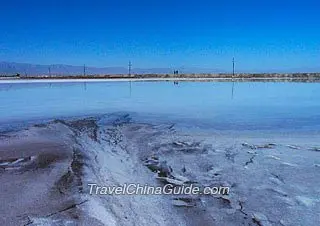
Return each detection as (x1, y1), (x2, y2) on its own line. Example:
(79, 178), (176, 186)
(0, 62), (224, 76)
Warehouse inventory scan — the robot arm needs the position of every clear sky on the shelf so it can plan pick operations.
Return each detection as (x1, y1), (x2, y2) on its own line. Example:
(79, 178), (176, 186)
(0, 0), (319, 72)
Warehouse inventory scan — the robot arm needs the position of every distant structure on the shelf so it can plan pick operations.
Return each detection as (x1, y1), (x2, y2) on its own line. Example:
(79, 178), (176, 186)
(83, 64), (86, 76)
(128, 61), (132, 76)
(0, 73), (20, 78)
(173, 70), (179, 75)
(48, 66), (51, 77)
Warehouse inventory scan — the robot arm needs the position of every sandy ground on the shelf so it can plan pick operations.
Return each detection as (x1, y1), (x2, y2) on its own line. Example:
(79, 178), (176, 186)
(0, 115), (319, 225)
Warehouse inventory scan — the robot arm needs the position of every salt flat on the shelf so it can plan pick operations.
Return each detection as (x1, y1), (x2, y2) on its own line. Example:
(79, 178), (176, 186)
(1, 115), (319, 225)
(0, 81), (319, 225)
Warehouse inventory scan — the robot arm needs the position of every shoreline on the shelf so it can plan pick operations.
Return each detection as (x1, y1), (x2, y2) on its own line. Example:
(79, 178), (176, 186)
(1, 77), (320, 84)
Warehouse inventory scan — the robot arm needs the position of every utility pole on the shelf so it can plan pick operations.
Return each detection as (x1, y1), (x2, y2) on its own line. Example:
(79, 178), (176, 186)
(232, 57), (235, 99)
(128, 61), (132, 96)
(232, 57), (235, 77)
(48, 66), (51, 77)
(128, 61), (132, 77)
(83, 64), (86, 77)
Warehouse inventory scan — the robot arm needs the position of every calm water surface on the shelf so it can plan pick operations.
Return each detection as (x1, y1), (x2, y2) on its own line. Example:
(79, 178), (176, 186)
(0, 81), (319, 131)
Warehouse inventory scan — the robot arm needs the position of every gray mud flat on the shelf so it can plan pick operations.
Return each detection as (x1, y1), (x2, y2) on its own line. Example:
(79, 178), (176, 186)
(0, 115), (319, 226)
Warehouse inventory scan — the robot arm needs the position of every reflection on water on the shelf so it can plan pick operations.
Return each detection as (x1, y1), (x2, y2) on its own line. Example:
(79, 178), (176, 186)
(0, 81), (319, 131)
(231, 82), (235, 99)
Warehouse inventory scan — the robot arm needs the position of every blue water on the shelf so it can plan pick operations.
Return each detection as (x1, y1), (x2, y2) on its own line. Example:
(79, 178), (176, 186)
(0, 81), (320, 131)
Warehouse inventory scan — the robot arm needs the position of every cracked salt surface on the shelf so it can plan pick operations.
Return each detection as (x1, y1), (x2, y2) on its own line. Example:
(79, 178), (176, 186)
(0, 114), (320, 225)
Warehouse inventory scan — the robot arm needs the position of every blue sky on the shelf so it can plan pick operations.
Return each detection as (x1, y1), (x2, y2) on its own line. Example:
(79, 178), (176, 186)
(0, 0), (319, 72)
